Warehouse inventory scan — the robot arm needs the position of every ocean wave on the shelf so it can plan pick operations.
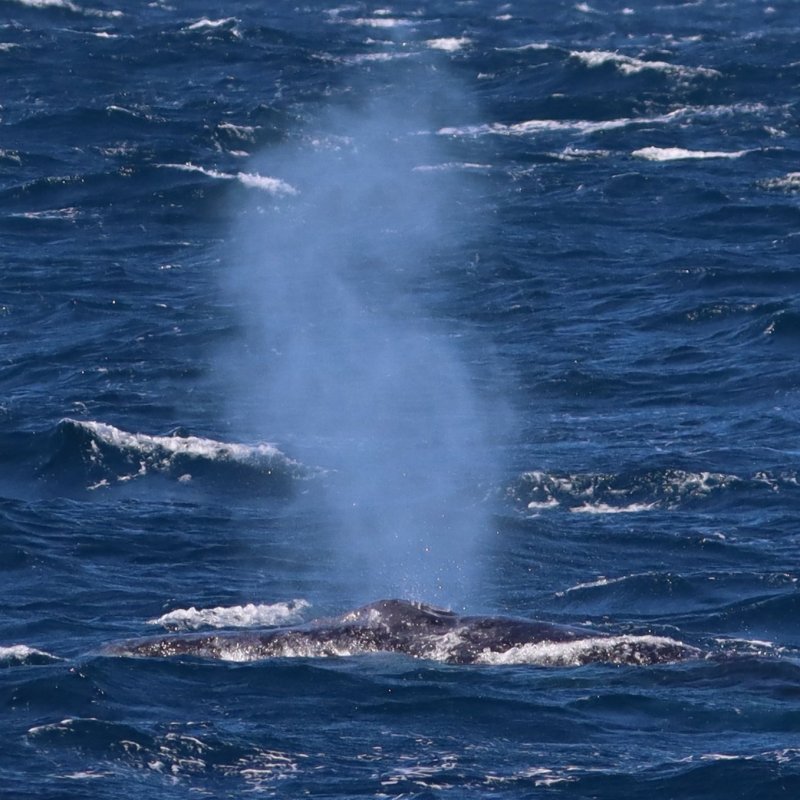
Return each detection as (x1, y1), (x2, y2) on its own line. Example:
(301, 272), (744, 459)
(569, 502), (657, 514)
(554, 571), (799, 619)
(412, 161), (492, 173)
(185, 17), (239, 31)
(570, 49), (720, 79)
(508, 468), (800, 513)
(0, 644), (61, 666)
(760, 172), (800, 192)
(426, 37), (471, 52)
(40, 419), (309, 493)
(437, 103), (767, 139)
(148, 600), (311, 631)
(340, 50), (415, 65)
(28, 718), (300, 787)
(8, 0), (122, 17)
(158, 163), (298, 196)
(438, 108), (691, 138)
(633, 146), (750, 160)
(341, 17), (414, 29)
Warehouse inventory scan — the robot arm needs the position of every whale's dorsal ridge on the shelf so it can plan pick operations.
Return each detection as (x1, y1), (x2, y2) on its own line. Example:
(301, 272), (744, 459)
(337, 598), (458, 630)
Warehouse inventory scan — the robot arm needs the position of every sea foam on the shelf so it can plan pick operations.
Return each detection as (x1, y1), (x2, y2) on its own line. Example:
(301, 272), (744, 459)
(159, 163), (298, 195)
(148, 600), (311, 631)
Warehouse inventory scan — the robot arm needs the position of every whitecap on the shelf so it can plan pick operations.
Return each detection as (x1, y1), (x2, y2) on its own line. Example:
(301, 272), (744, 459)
(59, 418), (307, 489)
(496, 42), (550, 51)
(760, 172), (800, 191)
(412, 161), (492, 172)
(426, 37), (471, 52)
(13, 207), (80, 221)
(186, 17), (238, 30)
(571, 49), (720, 78)
(558, 575), (621, 594)
(159, 163), (298, 195)
(633, 146), (750, 161)
(345, 17), (413, 28)
(342, 51), (414, 64)
(71, 419), (289, 463)
(217, 122), (258, 140)
(148, 600), (311, 631)
(60, 772), (111, 780)
(438, 109), (685, 137)
(570, 502), (657, 514)
(0, 644), (61, 665)
(8, 0), (122, 17)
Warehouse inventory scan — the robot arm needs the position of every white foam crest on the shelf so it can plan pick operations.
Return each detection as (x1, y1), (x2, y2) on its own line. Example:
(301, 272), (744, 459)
(13, 207), (80, 221)
(571, 49), (720, 78)
(8, 0), (122, 17)
(516, 468), (742, 514)
(186, 17), (238, 30)
(438, 109), (684, 137)
(497, 42), (551, 51)
(29, 718), (85, 736)
(426, 37), (471, 52)
(60, 772), (110, 780)
(570, 502), (657, 514)
(0, 644), (60, 664)
(159, 163), (298, 196)
(381, 759), (460, 788)
(557, 147), (611, 160)
(558, 575), (624, 594)
(476, 635), (696, 666)
(412, 162), (492, 173)
(70, 419), (291, 464)
(526, 498), (560, 510)
(633, 146), (750, 161)
(439, 103), (766, 139)
(148, 600), (311, 631)
(217, 122), (258, 140)
(760, 172), (800, 191)
(345, 17), (413, 28)
(341, 51), (414, 64)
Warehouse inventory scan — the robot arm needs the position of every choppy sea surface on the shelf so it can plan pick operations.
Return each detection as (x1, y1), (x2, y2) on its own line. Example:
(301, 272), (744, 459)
(3, 0), (800, 797)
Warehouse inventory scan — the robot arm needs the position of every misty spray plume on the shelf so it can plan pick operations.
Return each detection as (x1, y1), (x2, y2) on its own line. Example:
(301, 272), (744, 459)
(226, 85), (501, 607)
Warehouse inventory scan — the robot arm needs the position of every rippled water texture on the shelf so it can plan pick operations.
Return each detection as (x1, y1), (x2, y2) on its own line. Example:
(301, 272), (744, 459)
(2, 0), (800, 797)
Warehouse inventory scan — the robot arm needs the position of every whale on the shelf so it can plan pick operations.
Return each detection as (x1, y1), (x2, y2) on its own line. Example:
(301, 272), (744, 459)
(105, 599), (701, 667)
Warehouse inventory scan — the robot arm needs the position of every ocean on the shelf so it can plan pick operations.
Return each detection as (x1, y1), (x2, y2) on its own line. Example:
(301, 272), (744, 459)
(2, 0), (800, 796)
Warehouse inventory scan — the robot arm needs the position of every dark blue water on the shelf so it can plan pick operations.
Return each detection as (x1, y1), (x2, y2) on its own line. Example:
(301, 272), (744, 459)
(3, 0), (800, 796)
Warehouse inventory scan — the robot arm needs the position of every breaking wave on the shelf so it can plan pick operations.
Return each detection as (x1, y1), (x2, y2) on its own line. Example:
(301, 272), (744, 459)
(38, 419), (310, 493)
(158, 163), (298, 195)
(0, 645), (61, 667)
(508, 468), (800, 513)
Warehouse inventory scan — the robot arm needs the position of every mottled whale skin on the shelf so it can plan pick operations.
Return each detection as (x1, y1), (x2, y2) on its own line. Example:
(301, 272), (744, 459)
(106, 599), (701, 666)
